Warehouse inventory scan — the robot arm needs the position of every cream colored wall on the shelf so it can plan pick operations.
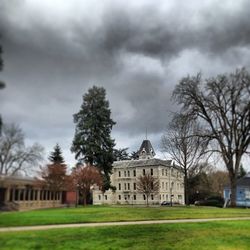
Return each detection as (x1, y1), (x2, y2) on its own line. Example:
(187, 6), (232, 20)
(93, 163), (185, 205)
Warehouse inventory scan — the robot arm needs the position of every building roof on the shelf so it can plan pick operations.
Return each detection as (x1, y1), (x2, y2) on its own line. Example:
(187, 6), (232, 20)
(113, 158), (172, 168)
(224, 173), (250, 188)
(138, 140), (155, 158)
(237, 173), (250, 187)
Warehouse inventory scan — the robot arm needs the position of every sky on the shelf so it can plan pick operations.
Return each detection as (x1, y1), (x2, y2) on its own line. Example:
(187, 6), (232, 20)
(0, 0), (250, 169)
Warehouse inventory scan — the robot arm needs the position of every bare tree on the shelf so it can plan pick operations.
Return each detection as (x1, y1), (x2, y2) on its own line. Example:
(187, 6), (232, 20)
(0, 123), (44, 176)
(173, 68), (250, 207)
(161, 113), (208, 205)
(137, 174), (159, 206)
(70, 164), (103, 206)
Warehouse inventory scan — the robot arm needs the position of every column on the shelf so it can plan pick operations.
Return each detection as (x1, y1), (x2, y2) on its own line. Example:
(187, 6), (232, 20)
(18, 189), (21, 202)
(4, 187), (10, 203)
(12, 188), (15, 201)
(28, 189), (31, 201)
(37, 190), (40, 201)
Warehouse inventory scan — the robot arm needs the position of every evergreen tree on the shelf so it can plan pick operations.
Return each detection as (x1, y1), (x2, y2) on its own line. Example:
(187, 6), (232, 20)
(71, 86), (116, 190)
(48, 144), (65, 164)
(113, 147), (130, 161)
(238, 164), (246, 179)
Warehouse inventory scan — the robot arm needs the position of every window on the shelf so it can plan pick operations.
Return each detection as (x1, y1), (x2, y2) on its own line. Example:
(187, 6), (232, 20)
(151, 195), (154, 200)
(118, 183), (121, 190)
(124, 171), (126, 177)
(98, 195), (101, 200)
(171, 169), (174, 177)
(118, 171), (121, 177)
(166, 194), (168, 201)
(178, 195), (182, 200)
(162, 194), (164, 200)
(105, 195), (107, 200)
(165, 169), (168, 176)
(128, 183), (130, 190)
(162, 169), (164, 176)
(166, 182), (168, 190)
(128, 195), (130, 200)
(124, 183), (127, 190)
(134, 195), (136, 200)
(162, 182), (164, 189)
(151, 168), (153, 175)
(118, 195), (121, 200)
(133, 170), (136, 177)
(134, 183), (136, 190)
(128, 171), (130, 177)
(143, 195), (146, 200)
(143, 169), (146, 175)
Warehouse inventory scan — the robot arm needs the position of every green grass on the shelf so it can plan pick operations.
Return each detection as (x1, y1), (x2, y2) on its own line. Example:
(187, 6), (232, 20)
(1, 220), (250, 249)
(0, 205), (250, 227)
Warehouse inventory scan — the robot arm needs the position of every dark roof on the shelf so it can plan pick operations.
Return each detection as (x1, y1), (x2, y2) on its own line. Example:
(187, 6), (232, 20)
(113, 158), (172, 168)
(237, 176), (250, 187)
(138, 140), (155, 156)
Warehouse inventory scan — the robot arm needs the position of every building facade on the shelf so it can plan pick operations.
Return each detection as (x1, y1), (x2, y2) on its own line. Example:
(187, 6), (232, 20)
(0, 175), (76, 211)
(224, 173), (250, 207)
(93, 140), (185, 205)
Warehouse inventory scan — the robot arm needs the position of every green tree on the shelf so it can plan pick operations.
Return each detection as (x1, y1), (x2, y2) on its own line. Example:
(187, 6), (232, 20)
(113, 147), (130, 161)
(71, 86), (116, 190)
(48, 144), (65, 164)
(130, 151), (139, 160)
(238, 164), (246, 179)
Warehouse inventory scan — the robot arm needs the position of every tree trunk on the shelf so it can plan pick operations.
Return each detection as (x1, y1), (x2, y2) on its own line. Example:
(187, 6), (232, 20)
(229, 174), (237, 207)
(83, 194), (87, 206)
(184, 170), (189, 205)
(146, 196), (149, 207)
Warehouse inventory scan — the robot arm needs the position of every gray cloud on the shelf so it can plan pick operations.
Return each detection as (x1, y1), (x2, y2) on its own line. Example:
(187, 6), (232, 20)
(1, 0), (250, 166)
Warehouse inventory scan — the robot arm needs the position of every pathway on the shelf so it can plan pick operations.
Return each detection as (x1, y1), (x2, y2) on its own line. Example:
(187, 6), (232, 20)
(1, 217), (250, 232)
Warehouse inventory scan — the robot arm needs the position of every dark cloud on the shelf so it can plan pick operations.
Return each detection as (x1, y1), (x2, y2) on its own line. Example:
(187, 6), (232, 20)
(1, 0), (250, 166)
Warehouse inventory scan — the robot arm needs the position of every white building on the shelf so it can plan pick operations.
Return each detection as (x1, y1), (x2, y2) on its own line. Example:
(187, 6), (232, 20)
(93, 140), (185, 205)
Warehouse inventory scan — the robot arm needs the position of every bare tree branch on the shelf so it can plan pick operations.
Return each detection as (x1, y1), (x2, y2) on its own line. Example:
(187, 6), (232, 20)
(173, 68), (250, 207)
(0, 123), (44, 176)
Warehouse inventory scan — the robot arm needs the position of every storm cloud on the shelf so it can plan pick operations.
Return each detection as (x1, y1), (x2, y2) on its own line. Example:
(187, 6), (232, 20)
(1, 0), (250, 166)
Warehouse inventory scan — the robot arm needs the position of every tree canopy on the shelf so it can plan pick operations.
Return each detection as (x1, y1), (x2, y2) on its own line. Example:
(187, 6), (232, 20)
(71, 86), (116, 190)
(0, 123), (44, 176)
(137, 173), (159, 206)
(113, 148), (130, 161)
(48, 144), (65, 164)
(173, 68), (250, 206)
(161, 113), (208, 205)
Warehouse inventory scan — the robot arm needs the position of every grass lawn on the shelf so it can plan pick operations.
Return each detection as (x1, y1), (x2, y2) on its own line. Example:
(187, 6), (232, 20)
(0, 220), (250, 249)
(0, 205), (250, 227)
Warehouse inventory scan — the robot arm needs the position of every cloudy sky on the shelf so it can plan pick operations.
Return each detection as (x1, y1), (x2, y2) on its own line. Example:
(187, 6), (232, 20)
(0, 0), (250, 168)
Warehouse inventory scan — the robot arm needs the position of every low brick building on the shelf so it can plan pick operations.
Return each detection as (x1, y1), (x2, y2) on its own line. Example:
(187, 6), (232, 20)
(0, 175), (76, 211)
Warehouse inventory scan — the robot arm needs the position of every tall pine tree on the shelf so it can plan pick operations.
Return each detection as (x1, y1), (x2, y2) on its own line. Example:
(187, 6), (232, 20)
(71, 86), (116, 190)
(48, 144), (65, 164)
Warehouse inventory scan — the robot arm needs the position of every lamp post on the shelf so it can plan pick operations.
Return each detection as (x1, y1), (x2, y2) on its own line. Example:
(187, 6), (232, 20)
(170, 182), (174, 207)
